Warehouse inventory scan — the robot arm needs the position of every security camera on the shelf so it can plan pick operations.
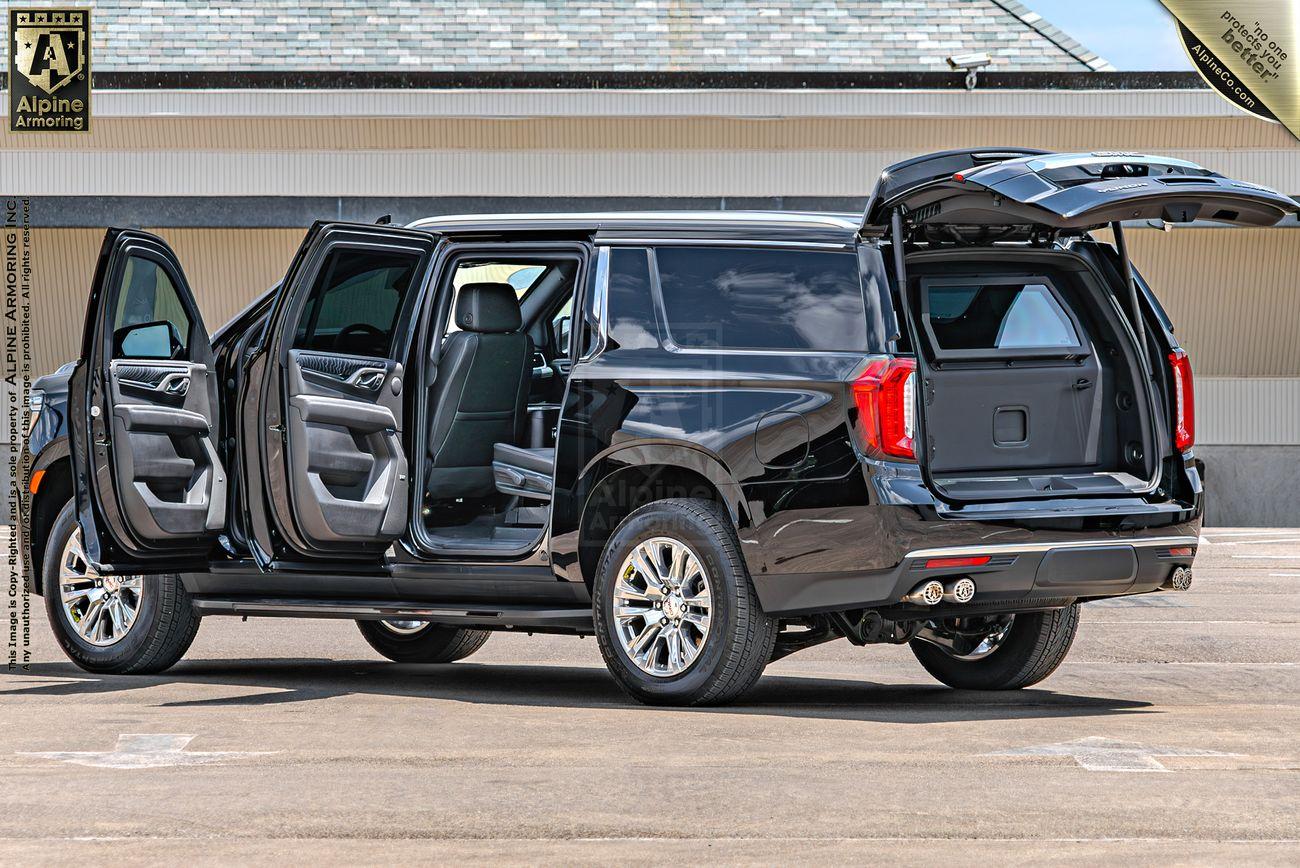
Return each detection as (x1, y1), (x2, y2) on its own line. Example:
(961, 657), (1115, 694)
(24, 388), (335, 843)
(946, 53), (993, 90)
(946, 52), (993, 71)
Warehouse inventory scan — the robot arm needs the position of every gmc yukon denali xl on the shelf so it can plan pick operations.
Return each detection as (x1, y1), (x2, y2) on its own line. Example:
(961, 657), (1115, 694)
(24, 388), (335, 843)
(21, 150), (1298, 705)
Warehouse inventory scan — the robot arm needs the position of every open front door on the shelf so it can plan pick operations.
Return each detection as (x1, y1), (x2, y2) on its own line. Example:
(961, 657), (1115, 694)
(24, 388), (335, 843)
(246, 223), (438, 565)
(71, 230), (226, 572)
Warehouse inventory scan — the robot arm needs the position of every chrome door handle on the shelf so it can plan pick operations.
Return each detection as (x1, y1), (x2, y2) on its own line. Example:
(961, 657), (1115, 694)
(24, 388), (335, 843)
(348, 369), (387, 391)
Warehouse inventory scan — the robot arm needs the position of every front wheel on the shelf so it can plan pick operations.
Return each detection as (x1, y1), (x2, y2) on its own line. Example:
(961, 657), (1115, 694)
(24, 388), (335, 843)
(42, 500), (201, 675)
(356, 620), (490, 663)
(593, 498), (777, 706)
(909, 606), (1080, 690)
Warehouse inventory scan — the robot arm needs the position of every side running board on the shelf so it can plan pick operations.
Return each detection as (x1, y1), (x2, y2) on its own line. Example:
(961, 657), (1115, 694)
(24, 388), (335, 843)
(190, 597), (593, 633)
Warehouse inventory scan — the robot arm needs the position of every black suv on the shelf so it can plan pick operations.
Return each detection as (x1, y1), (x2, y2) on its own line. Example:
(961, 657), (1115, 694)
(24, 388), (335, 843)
(22, 150), (1297, 705)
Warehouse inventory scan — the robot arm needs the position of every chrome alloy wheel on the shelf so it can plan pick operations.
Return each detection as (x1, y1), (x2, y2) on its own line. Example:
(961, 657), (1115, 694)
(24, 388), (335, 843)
(59, 527), (143, 647)
(917, 615), (1014, 660)
(612, 537), (712, 678)
(378, 619), (428, 635)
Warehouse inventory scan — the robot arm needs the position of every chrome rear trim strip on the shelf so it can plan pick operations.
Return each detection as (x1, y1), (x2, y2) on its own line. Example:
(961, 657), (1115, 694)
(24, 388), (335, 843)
(905, 535), (1198, 560)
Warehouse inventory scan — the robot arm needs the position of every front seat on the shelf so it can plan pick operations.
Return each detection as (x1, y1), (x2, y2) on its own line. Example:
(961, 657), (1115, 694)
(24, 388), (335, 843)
(426, 282), (532, 499)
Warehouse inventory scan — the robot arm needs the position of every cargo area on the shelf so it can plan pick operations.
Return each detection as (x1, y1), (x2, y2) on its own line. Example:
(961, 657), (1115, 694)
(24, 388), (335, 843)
(901, 246), (1163, 502)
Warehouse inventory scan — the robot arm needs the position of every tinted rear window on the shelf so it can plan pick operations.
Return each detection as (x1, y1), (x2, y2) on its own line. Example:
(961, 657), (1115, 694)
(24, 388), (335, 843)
(292, 247), (418, 358)
(923, 278), (1080, 353)
(654, 246), (869, 352)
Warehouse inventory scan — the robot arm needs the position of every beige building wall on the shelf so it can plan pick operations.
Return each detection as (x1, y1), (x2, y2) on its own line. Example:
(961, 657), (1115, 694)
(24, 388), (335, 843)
(29, 228), (303, 379)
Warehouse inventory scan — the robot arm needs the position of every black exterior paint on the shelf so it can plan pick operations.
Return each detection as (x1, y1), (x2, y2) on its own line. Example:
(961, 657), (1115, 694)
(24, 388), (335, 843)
(26, 209), (1206, 625)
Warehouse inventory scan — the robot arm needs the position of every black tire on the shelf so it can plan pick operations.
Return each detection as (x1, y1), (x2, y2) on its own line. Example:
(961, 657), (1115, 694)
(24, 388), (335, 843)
(593, 498), (777, 706)
(356, 620), (490, 663)
(909, 606), (1080, 690)
(42, 500), (200, 675)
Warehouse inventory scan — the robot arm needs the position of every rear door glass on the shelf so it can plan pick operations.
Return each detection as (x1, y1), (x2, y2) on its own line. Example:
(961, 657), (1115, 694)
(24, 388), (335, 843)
(653, 246), (870, 352)
(922, 277), (1081, 356)
(292, 247), (419, 358)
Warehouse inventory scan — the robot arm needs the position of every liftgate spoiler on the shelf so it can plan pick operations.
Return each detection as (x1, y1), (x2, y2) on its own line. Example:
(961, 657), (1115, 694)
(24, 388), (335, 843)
(860, 148), (1300, 355)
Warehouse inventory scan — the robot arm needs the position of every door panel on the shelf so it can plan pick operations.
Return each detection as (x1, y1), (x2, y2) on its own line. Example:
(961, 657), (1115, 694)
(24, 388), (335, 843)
(108, 359), (225, 536)
(72, 230), (225, 571)
(251, 223), (437, 563)
(284, 349), (407, 544)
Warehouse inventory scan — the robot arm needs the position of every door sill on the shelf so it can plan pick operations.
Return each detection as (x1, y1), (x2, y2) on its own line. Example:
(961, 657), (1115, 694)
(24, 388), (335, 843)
(417, 515), (547, 558)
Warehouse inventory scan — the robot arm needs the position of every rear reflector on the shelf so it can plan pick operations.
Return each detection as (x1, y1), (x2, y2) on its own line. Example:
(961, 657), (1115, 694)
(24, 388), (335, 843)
(924, 555), (992, 569)
(851, 357), (917, 460)
(1167, 546), (1194, 557)
(1168, 349), (1195, 451)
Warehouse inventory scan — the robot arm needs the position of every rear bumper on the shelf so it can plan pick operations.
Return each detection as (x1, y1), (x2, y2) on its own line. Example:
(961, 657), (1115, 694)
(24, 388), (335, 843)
(753, 533), (1198, 616)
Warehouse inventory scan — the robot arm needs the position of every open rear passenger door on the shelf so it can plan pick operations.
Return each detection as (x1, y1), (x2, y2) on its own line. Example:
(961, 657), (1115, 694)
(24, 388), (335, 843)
(70, 230), (227, 572)
(243, 223), (439, 566)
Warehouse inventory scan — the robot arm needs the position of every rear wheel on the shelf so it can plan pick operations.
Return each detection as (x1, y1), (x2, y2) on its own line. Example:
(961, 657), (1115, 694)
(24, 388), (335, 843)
(593, 498), (777, 706)
(43, 500), (200, 675)
(356, 619), (490, 663)
(909, 606), (1079, 690)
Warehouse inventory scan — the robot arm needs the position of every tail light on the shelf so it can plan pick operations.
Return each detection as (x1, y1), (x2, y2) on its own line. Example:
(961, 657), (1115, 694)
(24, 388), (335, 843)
(852, 357), (916, 460)
(1167, 349), (1194, 450)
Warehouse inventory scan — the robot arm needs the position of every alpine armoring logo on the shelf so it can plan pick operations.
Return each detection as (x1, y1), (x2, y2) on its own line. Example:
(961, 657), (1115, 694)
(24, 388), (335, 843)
(8, 8), (91, 132)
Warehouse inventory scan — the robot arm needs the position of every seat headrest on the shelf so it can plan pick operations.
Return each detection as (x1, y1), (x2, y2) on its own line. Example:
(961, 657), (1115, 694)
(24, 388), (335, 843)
(454, 282), (522, 333)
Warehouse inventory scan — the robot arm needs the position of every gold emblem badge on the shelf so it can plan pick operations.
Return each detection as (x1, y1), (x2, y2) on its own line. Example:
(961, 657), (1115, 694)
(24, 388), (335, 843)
(8, 8), (91, 132)
(1161, 1), (1298, 140)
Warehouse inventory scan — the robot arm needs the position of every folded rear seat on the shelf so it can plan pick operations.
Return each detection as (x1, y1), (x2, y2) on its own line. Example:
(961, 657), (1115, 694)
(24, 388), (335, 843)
(493, 443), (555, 500)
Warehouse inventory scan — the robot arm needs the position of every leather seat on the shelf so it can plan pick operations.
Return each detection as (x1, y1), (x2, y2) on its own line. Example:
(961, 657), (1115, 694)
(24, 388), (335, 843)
(426, 282), (531, 499)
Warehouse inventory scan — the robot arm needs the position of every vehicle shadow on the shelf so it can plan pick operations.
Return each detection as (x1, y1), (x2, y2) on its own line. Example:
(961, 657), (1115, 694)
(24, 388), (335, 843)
(3, 658), (1154, 723)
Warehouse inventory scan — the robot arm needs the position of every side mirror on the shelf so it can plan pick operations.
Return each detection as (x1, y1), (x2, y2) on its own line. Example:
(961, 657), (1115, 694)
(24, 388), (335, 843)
(114, 320), (183, 360)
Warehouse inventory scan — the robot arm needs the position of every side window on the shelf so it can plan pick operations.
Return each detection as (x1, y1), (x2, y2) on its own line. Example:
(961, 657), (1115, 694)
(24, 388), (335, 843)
(293, 246), (419, 358)
(605, 247), (660, 350)
(653, 246), (869, 352)
(111, 255), (191, 360)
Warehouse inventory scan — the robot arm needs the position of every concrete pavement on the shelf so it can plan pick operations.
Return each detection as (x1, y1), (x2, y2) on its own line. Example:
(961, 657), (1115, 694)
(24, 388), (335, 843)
(1, 527), (1297, 865)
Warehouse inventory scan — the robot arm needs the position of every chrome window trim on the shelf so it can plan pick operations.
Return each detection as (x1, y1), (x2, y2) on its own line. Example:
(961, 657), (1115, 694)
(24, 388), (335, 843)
(599, 237), (851, 250)
(578, 245), (610, 363)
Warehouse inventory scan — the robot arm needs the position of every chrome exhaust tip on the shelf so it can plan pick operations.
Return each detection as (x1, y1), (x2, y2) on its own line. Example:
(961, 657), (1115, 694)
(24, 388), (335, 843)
(1163, 566), (1193, 591)
(944, 577), (977, 604)
(904, 580), (945, 606)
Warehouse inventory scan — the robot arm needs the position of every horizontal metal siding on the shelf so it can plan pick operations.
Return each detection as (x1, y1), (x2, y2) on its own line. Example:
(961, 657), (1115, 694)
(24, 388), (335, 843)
(7, 148), (1300, 197)
(1122, 229), (1300, 378)
(5, 115), (1296, 152)
(16, 87), (1264, 119)
(1197, 379), (1300, 446)
(27, 228), (302, 379)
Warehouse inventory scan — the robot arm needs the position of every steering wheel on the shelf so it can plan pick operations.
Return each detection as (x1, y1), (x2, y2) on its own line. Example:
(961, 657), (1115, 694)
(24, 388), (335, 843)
(334, 322), (386, 353)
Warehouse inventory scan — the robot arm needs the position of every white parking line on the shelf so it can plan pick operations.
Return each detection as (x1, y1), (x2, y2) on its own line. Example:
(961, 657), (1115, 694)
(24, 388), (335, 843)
(1214, 538), (1300, 546)
(986, 736), (1239, 772)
